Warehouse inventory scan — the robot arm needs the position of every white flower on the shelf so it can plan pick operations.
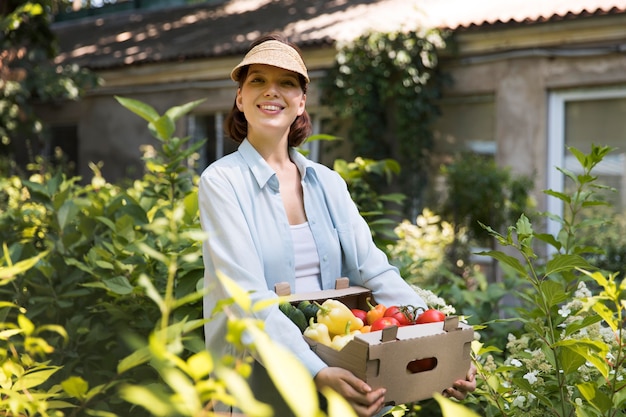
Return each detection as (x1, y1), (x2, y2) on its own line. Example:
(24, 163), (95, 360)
(558, 306), (571, 317)
(512, 395), (526, 407)
(510, 359), (523, 367)
(523, 370), (538, 384)
(574, 281), (592, 299)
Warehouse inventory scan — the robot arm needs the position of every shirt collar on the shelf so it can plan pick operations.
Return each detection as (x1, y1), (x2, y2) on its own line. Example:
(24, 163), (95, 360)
(238, 139), (317, 189)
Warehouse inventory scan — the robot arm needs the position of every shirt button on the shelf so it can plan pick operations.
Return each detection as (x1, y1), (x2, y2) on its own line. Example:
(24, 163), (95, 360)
(322, 255), (328, 262)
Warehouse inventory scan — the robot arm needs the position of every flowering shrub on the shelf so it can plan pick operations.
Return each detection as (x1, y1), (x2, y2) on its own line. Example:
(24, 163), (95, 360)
(387, 209), (457, 287)
(467, 144), (626, 416)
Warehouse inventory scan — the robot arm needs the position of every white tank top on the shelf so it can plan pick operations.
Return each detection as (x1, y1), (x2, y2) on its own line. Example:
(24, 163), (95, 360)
(291, 222), (322, 292)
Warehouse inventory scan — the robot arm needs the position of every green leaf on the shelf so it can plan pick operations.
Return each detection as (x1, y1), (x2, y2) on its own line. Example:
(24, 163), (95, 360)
(117, 346), (152, 374)
(434, 393), (481, 416)
(138, 274), (165, 313)
(186, 351), (213, 380)
(323, 386), (358, 417)
(14, 367), (60, 390)
(544, 188), (571, 203)
(214, 365), (273, 417)
(564, 315), (603, 337)
(555, 339), (609, 378)
(558, 346), (587, 374)
(0, 250), (49, 281)
(476, 250), (527, 277)
(164, 99), (205, 121)
(591, 302), (618, 332)
(218, 272), (251, 313)
(61, 376), (89, 399)
(119, 384), (176, 417)
(540, 280), (568, 307)
(306, 133), (340, 142)
(545, 254), (591, 277)
(577, 381), (613, 412)
(17, 314), (35, 336)
(115, 96), (159, 123)
(57, 200), (79, 231)
(0, 329), (23, 339)
(136, 242), (167, 264)
(246, 325), (319, 417)
(149, 116), (175, 141)
(103, 276), (134, 295)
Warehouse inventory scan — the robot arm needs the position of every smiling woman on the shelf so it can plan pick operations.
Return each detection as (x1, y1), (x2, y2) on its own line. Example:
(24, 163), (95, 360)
(197, 33), (475, 417)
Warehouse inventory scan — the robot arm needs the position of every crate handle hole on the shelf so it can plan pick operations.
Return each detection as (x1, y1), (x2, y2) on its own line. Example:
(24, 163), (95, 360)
(406, 357), (437, 374)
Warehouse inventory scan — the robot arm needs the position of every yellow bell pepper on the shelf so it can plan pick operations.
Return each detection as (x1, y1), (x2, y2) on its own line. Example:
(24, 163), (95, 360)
(303, 318), (332, 347)
(316, 299), (364, 336)
(330, 325), (362, 351)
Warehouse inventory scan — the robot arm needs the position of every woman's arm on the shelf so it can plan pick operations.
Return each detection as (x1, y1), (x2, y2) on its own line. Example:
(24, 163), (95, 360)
(199, 166), (327, 376)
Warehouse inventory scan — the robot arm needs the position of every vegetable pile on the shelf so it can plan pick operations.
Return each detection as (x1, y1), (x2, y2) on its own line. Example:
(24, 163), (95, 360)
(279, 297), (446, 351)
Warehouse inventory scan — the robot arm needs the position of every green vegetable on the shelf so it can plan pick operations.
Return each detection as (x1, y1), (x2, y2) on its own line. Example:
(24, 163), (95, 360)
(279, 302), (307, 333)
(297, 300), (320, 324)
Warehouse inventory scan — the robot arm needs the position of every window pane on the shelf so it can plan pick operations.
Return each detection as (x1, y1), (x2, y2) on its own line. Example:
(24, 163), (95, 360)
(565, 97), (626, 210)
(192, 114), (237, 171)
(433, 95), (495, 155)
(48, 124), (78, 175)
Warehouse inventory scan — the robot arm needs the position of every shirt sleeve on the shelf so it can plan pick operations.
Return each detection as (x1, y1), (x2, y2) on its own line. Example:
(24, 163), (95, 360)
(198, 168), (328, 377)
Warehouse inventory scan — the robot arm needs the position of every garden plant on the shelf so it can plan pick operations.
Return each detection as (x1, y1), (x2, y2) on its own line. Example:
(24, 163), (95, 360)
(463, 144), (626, 416)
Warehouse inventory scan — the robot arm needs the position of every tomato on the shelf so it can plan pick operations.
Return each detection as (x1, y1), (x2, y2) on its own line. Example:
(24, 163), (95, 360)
(383, 305), (413, 326)
(406, 357), (437, 373)
(414, 308), (446, 324)
(370, 316), (400, 331)
(351, 308), (368, 324)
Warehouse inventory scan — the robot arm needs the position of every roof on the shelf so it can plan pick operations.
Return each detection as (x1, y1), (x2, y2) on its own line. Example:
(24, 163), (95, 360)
(52, 0), (626, 70)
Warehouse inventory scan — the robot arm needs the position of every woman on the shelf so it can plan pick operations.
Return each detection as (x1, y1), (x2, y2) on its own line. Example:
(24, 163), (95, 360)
(198, 34), (476, 417)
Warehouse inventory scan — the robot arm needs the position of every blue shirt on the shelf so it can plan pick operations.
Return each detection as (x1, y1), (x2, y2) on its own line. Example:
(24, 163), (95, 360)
(199, 139), (427, 377)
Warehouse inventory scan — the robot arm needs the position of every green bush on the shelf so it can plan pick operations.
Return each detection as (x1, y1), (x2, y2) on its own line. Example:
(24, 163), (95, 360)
(0, 97), (207, 416)
(464, 144), (626, 416)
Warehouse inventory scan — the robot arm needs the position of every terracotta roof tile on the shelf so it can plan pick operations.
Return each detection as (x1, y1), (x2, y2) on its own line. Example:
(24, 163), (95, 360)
(52, 0), (626, 69)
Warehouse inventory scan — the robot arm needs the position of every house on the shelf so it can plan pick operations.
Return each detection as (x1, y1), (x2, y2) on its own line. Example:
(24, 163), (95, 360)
(44, 0), (626, 233)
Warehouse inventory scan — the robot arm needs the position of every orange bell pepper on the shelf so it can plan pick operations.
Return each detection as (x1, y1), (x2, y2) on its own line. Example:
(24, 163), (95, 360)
(365, 297), (386, 325)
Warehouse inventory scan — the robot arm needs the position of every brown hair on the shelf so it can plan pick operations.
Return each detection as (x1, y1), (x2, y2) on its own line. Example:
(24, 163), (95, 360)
(224, 34), (312, 147)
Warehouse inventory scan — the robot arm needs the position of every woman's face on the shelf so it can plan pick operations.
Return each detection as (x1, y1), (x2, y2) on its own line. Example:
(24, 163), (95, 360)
(236, 64), (306, 140)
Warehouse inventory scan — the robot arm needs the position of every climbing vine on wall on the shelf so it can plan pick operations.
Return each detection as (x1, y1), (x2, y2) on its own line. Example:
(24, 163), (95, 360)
(321, 30), (451, 217)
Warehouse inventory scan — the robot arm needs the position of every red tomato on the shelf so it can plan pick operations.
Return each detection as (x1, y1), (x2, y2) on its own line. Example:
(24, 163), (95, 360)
(383, 306), (413, 326)
(351, 308), (368, 324)
(370, 316), (400, 331)
(414, 309), (446, 324)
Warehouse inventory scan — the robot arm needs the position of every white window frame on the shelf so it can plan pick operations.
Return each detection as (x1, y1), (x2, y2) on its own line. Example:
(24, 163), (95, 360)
(546, 86), (626, 239)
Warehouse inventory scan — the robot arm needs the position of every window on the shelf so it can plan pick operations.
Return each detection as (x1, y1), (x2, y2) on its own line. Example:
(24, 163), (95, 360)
(433, 95), (496, 156)
(547, 87), (626, 237)
(189, 113), (237, 173)
(46, 124), (79, 175)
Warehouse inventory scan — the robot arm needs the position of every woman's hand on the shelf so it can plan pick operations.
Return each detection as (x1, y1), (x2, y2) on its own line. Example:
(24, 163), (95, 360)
(443, 362), (478, 400)
(314, 367), (386, 417)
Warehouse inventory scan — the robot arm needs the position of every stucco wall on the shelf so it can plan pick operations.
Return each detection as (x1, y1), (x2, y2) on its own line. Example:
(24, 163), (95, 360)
(440, 50), (626, 211)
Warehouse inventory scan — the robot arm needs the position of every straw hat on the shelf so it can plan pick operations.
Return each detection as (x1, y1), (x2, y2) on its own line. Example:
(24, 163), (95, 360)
(230, 40), (310, 83)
